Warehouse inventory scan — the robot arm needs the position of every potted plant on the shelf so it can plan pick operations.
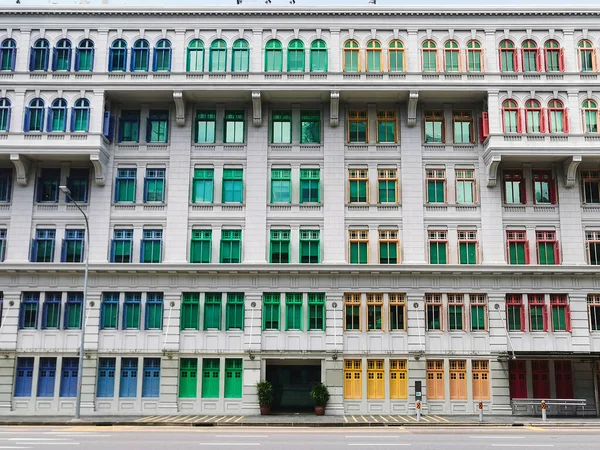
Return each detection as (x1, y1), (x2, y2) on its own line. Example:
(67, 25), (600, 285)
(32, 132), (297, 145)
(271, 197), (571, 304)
(310, 382), (330, 416)
(256, 380), (274, 415)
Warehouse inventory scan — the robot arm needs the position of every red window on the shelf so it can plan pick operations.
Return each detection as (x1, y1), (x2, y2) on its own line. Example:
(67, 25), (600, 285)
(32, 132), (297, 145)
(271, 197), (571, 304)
(509, 360), (527, 399)
(532, 170), (557, 204)
(536, 231), (560, 265)
(525, 99), (544, 133)
(550, 294), (571, 332)
(478, 112), (489, 142)
(528, 294), (548, 332)
(503, 170), (526, 204)
(531, 360), (550, 399)
(544, 40), (564, 72)
(547, 99), (569, 134)
(502, 99), (522, 133)
(554, 360), (574, 398)
(521, 40), (541, 72)
(506, 294), (525, 331)
(507, 230), (530, 265)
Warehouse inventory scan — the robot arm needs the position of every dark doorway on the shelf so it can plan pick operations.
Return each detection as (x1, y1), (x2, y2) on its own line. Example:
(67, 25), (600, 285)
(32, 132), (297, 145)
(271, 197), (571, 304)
(266, 360), (321, 412)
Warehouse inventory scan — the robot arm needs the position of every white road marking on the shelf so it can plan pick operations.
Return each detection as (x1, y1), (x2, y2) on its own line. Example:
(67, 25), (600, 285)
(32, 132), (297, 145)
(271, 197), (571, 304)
(0, 447), (33, 449)
(214, 435), (269, 438)
(470, 436), (526, 439)
(198, 444), (260, 447)
(44, 434), (110, 437)
(346, 436), (402, 438)
(348, 445), (410, 447)
(491, 445), (553, 448)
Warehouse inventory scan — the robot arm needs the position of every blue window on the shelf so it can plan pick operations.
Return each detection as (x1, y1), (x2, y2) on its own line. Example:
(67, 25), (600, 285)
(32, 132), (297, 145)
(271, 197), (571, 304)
(24, 98), (45, 132)
(14, 357), (34, 397)
(30, 229), (56, 263)
(71, 98), (90, 132)
(117, 110), (140, 143)
(110, 229), (133, 263)
(52, 39), (72, 71)
(0, 229), (6, 262)
(41, 292), (61, 329)
(35, 168), (60, 203)
(123, 293), (141, 330)
(64, 292), (83, 330)
(97, 357), (116, 398)
(0, 98), (11, 131)
(141, 230), (162, 263)
(75, 39), (94, 72)
(100, 292), (119, 329)
(61, 229), (85, 263)
(108, 39), (127, 72)
(59, 357), (78, 397)
(48, 98), (67, 132)
(0, 168), (12, 202)
(66, 168), (89, 203)
(0, 39), (17, 71)
(153, 39), (171, 71)
(114, 168), (137, 202)
(131, 39), (150, 72)
(19, 292), (39, 329)
(119, 358), (138, 398)
(145, 292), (163, 330)
(37, 357), (57, 397)
(29, 38), (50, 71)
(142, 358), (160, 398)
(143, 168), (166, 202)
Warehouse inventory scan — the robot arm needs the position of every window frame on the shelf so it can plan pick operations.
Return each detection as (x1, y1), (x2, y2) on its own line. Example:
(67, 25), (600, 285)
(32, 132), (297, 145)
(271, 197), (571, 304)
(388, 40), (405, 72)
(343, 40), (360, 72)
(586, 230), (600, 265)
(344, 293), (361, 331)
(209, 39), (227, 72)
(447, 294), (465, 332)
(100, 292), (120, 330)
(506, 294), (525, 332)
(366, 40), (382, 72)
(376, 110), (397, 143)
(425, 293), (443, 331)
(270, 168), (292, 204)
(466, 40), (483, 72)
(140, 229), (163, 263)
(378, 230), (399, 264)
(507, 230), (530, 265)
(222, 168), (243, 203)
(299, 229), (320, 264)
(458, 230), (478, 265)
(453, 111), (474, 144)
(366, 293), (383, 331)
(262, 293), (281, 331)
(470, 294), (488, 331)
(110, 229), (133, 263)
(536, 230), (559, 265)
(348, 229), (369, 264)
(588, 294), (600, 331)
(264, 39), (283, 72)
(203, 293), (223, 331)
(428, 230), (448, 264)
(347, 110), (368, 143)
(348, 168), (369, 203)
(422, 40), (438, 72)
(424, 110), (445, 143)
(308, 293), (325, 331)
(269, 229), (290, 264)
(220, 229), (242, 263)
(528, 294), (548, 332)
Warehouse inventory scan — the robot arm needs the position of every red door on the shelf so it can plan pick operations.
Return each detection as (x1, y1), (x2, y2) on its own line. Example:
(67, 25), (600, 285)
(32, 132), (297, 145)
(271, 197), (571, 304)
(509, 360), (528, 399)
(554, 360), (574, 399)
(532, 360), (550, 399)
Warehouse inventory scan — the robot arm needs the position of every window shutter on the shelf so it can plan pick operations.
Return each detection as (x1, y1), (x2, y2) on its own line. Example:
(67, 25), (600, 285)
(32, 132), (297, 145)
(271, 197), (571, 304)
(542, 305), (548, 332)
(563, 108), (570, 133)
(536, 48), (541, 72)
(29, 239), (38, 262)
(130, 49), (136, 72)
(501, 108), (506, 132)
(481, 112), (489, 138)
(553, 241), (561, 265)
(550, 177), (557, 204)
(23, 107), (30, 132)
(145, 117), (152, 142)
(117, 118), (124, 142)
(46, 107), (54, 132)
(66, 47), (72, 71)
(60, 239), (67, 262)
(140, 240), (145, 263)
(51, 48), (58, 71)
(540, 108), (548, 133)
(35, 177), (43, 202)
(524, 241), (530, 264)
(559, 48), (565, 72)
(109, 239), (116, 262)
(519, 179), (527, 204)
(29, 48), (35, 71)
(517, 108), (524, 133)
(144, 301), (149, 330)
(63, 302), (69, 330)
(69, 108), (76, 132)
(74, 48), (80, 72)
(152, 49), (158, 71)
(497, 48), (502, 71)
(108, 50), (113, 71)
(520, 304), (526, 331)
(113, 179), (120, 203)
(167, 49), (172, 71)
(5, 108), (10, 132)
(565, 305), (572, 332)
(89, 48), (95, 71)
(99, 302), (105, 329)
(10, 47), (17, 71)
(41, 301), (48, 329)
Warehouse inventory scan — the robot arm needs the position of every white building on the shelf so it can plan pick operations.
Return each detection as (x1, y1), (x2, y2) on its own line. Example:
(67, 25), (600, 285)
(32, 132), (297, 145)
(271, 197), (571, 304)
(0, 5), (599, 417)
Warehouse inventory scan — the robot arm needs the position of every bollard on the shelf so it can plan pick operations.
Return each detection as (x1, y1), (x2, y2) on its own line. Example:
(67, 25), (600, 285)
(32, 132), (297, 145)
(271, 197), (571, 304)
(416, 400), (421, 422)
(478, 401), (484, 423)
(541, 400), (547, 421)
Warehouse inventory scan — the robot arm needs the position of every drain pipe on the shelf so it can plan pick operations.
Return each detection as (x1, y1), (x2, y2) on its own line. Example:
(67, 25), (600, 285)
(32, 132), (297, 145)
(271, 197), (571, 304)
(495, 303), (516, 360)
(162, 301), (174, 351)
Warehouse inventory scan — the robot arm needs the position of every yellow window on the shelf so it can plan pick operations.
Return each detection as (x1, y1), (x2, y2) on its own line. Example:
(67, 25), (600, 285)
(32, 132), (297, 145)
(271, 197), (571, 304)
(344, 359), (362, 399)
(426, 359), (444, 399)
(367, 359), (384, 399)
(390, 359), (408, 399)
(472, 360), (490, 400)
(449, 360), (467, 400)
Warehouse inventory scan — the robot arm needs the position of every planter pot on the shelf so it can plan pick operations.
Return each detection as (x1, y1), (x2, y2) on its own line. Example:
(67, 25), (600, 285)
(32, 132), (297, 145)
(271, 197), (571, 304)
(314, 406), (325, 416)
(260, 406), (271, 415)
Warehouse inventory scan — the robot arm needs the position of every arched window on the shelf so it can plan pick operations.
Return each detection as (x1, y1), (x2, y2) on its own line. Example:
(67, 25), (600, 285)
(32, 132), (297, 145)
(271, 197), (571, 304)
(343, 40), (359, 72)
(525, 99), (542, 133)
(388, 40), (404, 72)
(0, 39), (17, 71)
(466, 40), (482, 72)
(29, 38), (50, 71)
(578, 40), (596, 72)
(310, 39), (327, 72)
(71, 98), (90, 132)
(131, 39), (150, 71)
(264, 39), (282, 72)
(521, 40), (539, 72)
(108, 39), (127, 72)
(544, 40), (563, 72)
(209, 39), (227, 72)
(187, 39), (204, 72)
(75, 39), (94, 72)
(232, 39), (249, 72)
(287, 39), (305, 72)
(444, 40), (460, 72)
(48, 98), (68, 132)
(502, 99), (520, 133)
(153, 39), (171, 72)
(52, 39), (72, 71)
(548, 99), (568, 133)
(0, 98), (11, 131)
(499, 40), (516, 72)
(24, 98), (45, 132)
(422, 40), (438, 72)
(366, 40), (382, 72)
(583, 99), (599, 133)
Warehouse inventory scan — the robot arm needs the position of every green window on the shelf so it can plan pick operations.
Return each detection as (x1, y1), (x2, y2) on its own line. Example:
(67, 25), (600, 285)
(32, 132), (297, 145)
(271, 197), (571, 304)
(470, 297), (486, 331)
(422, 40), (437, 72)
(300, 169), (320, 203)
(50, 99), (67, 132)
(186, 39), (204, 71)
(265, 39), (283, 72)
(349, 169), (368, 203)
(377, 111), (397, 143)
(507, 296), (523, 331)
(101, 292), (119, 329)
(300, 230), (320, 264)
(429, 231), (447, 264)
(180, 293), (200, 330)
(509, 243), (527, 264)
(378, 169), (397, 203)
(366, 40), (382, 72)
(118, 110), (140, 143)
(448, 298), (463, 331)
(426, 298), (442, 330)
(507, 232), (528, 265)
(271, 111), (292, 143)
(270, 169), (291, 203)
(231, 39), (249, 72)
(579, 40), (595, 72)
(300, 111), (321, 144)
(54, 39), (71, 71)
(308, 293), (325, 331)
(537, 231), (557, 265)
(143, 169), (165, 203)
(426, 169), (445, 203)
(467, 40), (482, 72)
(1, 39), (16, 71)
(146, 110), (168, 143)
(551, 296), (568, 331)
(153, 39), (171, 71)
(123, 293), (141, 330)
(456, 169), (475, 203)
(389, 40), (404, 72)
(72, 98), (90, 132)
(454, 112), (473, 144)
(209, 39), (227, 72)
(286, 293), (303, 330)
(287, 39), (305, 71)
(226, 293), (244, 330)
(379, 230), (398, 264)
(224, 359), (243, 398)
(179, 358), (197, 398)
(220, 230), (242, 263)
(529, 302), (545, 331)
(263, 293), (280, 330)
(190, 229), (212, 264)
(310, 39), (327, 72)
(499, 40), (516, 72)
(424, 110), (444, 143)
(65, 293), (83, 329)
(204, 293), (222, 330)
(270, 230), (290, 263)
(132, 39), (150, 71)
(141, 230), (162, 263)
(0, 98), (10, 131)
(42, 293), (61, 329)
(349, 230), (368, 264)
(222, 168), (243, 203)
(459, 240), (477, 265)
(348, 110), (368, 143)
(192, 168), (214, 203)
(145, 293), (163, 330)
(195, 111), (216, 143)
(367, 294), (383, 330)
(444, 41), (460, 71)
(224, 111), (245, 143)
(344, 40), (359, 72)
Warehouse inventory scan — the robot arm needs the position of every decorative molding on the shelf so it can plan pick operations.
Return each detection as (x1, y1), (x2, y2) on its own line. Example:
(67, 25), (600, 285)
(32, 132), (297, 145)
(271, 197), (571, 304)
(172, 91), (186, 127)
(407, 91), (419, 127)
(564, 155), (582, 188)
(330, 90), (340, 127)
(9, 154), (29, 186)
(252, 91), (262, 127)
(90, 154), (106, 186)
(487, 155), (502, 187)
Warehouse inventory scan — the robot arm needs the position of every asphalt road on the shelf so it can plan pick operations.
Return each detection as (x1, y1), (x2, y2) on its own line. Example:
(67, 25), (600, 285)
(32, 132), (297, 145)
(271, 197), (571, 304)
(0, 425), (599, 449)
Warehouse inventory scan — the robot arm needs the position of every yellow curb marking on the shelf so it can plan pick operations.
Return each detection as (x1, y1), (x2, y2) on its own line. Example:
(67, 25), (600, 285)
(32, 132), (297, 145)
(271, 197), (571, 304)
(344, 416), (349, 423)
(434, 415), (450, 423)
(234, 416), (244, 423)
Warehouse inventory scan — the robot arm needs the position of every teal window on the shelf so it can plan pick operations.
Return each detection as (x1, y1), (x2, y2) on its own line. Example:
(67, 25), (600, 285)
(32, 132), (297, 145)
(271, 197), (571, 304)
(30, 39), (50, 71)
(265, 39), (283, 72)
(444, 40), (460, 72)
(300, 168), (320, 203)
(30, 229), (55, 263)
(466, 40), (482, 72)
(310, 39), (327, 72)
(48, 99), (67, 132)
(522, 40), (538, 72)
(222, 168), (243, 203)
(504, 170), (525, 204)
(453, 111), (473, 144)
(108, 39), (127, 72)
(61, 229), (85, 263)
(308, 293), (325, 331)
(41, 292), (61, 329)
(270, 169), (291, 203)
(181, 293), (200, 330)
(377, 110), (397, 143)
(224, 359), (243, 398)
(187, 39), (204, 71)
(579, 40), (595, 72)
(389, 40), (404, 72)
(231, 39), (249, 72)
(270, 230), (290, 263)
(209, 39), (227, 72)
(378, 230), (398, 264)
(551, 295), (568, 331)
(378, 169), (397, 203)
(190, 229), (212, 264)
(286, 293), (303, 330)
(529, 296), (546, 331)
(499, 40), (516, 72)
(583, 100), (599, 133)
(146, 110), (169, 143)
(53, 39), (72, 71)
(153, 39), (171, 72)
(75, 39), (94, 72)
(349, 169), (368, 203)
(143, 168), (165, 203)
(118, 110), (140, 143)
(300, 230), (320, 264)
(424, 110), (444, 143)
(224, 111), (245, 143)
(64, 292), (83, 330)
(426, 169), (446, 203)
(201, 359), (220, 398)
(344, 40), (359, 72)
(458, 231), (478, 265)
(366, 40), (382, 72)
(123, 293), (141, 330)
(0, 98), (10, 131)
(300, 111), (321, 143)
(110, 229), (133, 263)
(0, 39), (17, 71)
(0, 229), (5, 261)
(428, 230), (447, 264)
(348, 110), (367, 143)
(141, 229), (162, 263)
(195, 111), (216, 143)
(422, 40), (438, 72)
(131, 39), (150, 72)
(114, 168), (136, 203)
(19, 293), (39, 329)
(192, 168), (214, 203)
(220, 230), (242, 263)
(204, 293), (222, 330)
(100, 292), (119, 329)
(71, 98), (90, 132)
(263, 293), (280, 330)
(349, 230), (368, 264)
(226, 293), (244, 330)
(271, 111), (292, 143)
(145, 293), (163, 330)
(456, 169), (475, 204)
(287, 39), (305, 71)
(533, 171), (554, 204)
(24, 98), (45, 132)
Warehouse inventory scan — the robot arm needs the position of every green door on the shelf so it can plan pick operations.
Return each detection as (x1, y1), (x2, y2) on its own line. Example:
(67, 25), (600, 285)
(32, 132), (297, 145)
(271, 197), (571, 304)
(179, 358), (198, 398)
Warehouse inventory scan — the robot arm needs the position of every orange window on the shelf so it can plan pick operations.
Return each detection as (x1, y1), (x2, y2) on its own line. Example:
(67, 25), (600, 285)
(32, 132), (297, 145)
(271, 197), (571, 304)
(426, 360), (444, 399)
(449, 360), (467, 399)
(344, 359), (362, 399)
(390, 359), (408, 399)
(366, 359), (384, 399)
(521, 39), (540, 72)
(499, 40), (517, 72)
(472, 360), (490, 400)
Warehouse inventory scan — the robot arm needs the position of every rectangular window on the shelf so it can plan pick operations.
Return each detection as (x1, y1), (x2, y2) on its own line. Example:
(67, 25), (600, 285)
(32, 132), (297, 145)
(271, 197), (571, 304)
(143, 168), (166, 203)
(536, 230), (559, 265)
(142, 358), (160, 398)
(146, 110), (168, 143)
(349, 230), (369, 264)
(458, 230), (478, 265)
(379, 230), (398, 264)
(141, 229), (162, 263)
(190, 229), (212, 264)
(308, 293), (325, 331)
(0, 229), (5, 262)
(192, 169), (214, 203)
(588, 295), (600, 331)
(59, 357), (78, 397)
(426, 360), (444, 400)
(529, 294), (547, 332)
(582, 170), (600, 204)
(378, 169), (397, 203)
(30, 229), (56, 263)
(506, 294), (525, 331)
(19, 292), (39, 329)
(64, 292), (83, 329)
(36, 168), (60, 203)
(271, 169), (291, 203)
(15, 357), (34, 397)
(551, 294), (570, 332)
(376, 110), (397, 143)
(224, 111), (245, 144)
(100, 292), (119, 329)
(446, 294), (464, 332)
(300, 111), (321, 143)
(97, 357), (116, 398)
(389, 293), (406, 331)
(202, 358), (220, 398)
(180, 293), (200, 330)
(507, 230), (529, 265)
(367, 293), (383, 331)
(344, 359), (362, 399)
(504, 170), (526, 204)
(300, 169), (320, 203)
(344, 293), (361, 331)
(41, 292), (61, 329)
(470, 294), (487, 331)
(348, 169), (368, 203)
(204, 293), (222, 330)
(110, 229), (133, 263)
(226, 293), (244, 330)
(426, 293), (442, 331)
(449, 360), (467, 400)
(119, 358), (138, 398)
(66, 168), (89, 203)
(271, 111), (292, 144)
(426, 169), (446, 203)
(390, 360), (408, 399)
(0, 169), (11, 203)
(300, 230), (320, 264)
(61, 229), (85, 263)
(453, 111), (474, 144)
(123, 293), (141, 330)
(179, 358), (197, 398)
(222, 169), (243, 203)
(262, 293), (280, 331)
(118, 110), (140, 143)
(114, 168), (137, 203)
(37, 357), (57, 397)
(367, 359), (384, 399)
(145, 292), (163, 330)
(224, 359), (243, 398)
(348, 110), (368, 143)
(428, 230), (447, 264)
(456, 169), (475, 204)
(286, 293), (303, 331)
(424, 110), (445, 143)
(220, 230), (242, 263)
(533, 170), (556, 204)
(195, 111), (216, 143)
(472, 360), (490, 400)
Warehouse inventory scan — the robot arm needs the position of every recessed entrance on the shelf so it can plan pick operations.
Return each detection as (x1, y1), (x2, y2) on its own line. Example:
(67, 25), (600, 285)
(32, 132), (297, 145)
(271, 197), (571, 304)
(265, 359), (321, 412)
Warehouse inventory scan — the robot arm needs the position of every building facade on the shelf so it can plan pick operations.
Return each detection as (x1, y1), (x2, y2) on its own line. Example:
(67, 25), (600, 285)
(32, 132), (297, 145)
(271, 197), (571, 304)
(0, 5), (600, 417)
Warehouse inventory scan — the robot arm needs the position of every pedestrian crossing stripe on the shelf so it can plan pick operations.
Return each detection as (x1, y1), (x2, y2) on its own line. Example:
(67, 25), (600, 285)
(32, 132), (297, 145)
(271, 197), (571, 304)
(133, 415), (245, 424)
(133, 414), (451, 424)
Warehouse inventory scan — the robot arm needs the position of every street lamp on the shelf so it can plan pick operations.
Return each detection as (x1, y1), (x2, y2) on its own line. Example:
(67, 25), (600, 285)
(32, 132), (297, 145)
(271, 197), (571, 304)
(59, 185), (90, 420)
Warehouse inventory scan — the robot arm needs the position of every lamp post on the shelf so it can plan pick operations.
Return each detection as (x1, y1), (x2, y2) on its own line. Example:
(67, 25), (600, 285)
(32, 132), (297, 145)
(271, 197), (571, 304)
(59, 185), (89, 420)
